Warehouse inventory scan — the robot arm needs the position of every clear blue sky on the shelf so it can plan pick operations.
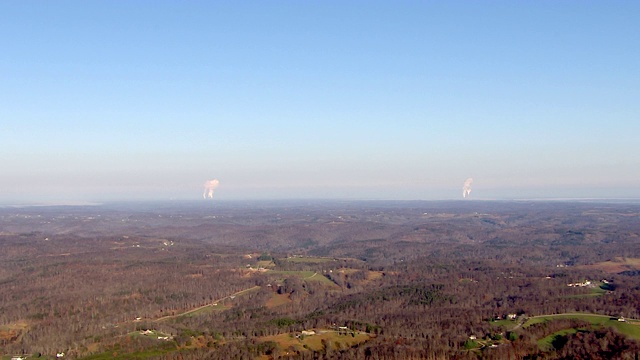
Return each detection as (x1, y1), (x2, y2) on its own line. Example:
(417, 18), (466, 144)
(1, 1), (639, 203)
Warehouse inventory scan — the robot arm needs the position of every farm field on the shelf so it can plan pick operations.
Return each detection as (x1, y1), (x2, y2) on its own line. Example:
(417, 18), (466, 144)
(537, 328), (581, 351)
(525, 313), (640, 340)
(489, 319), (518, 328)
(283, 256), (335, 264)
(259, 330), (372, 353)
(267, 270), (338, 287)
(580, 257), (640, 273)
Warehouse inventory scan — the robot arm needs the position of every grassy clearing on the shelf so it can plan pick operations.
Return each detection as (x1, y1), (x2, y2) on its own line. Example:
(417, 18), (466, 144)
(269, 270), (316, 278)
(265, 293), (292, 308)
(564, 287), (607, 299)
(525, 313), (640, 340)
(367, 271), (384, 281)
(489, 319), (517, 328)
(269, 270), (338, 287)
(581, 257), (640, 273)
(256, 260), (275, 268)
(591, 286), (608, 295)
(616, 321), (640, 339)
(335, 268), (359, 274)
(78, 342), (177, 360)
(525, 313), (613, 327)
(537, 328), (581, 350)
(283, 257), (334, 264)
(261, 330), (370, 352)
(305, 272), (340, 287)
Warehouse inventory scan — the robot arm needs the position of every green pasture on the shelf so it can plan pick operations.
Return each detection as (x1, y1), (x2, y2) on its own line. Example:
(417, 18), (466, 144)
(78, 342), (177, 360)
(563, 283), (608, 299)
(537, 328), (581, 350)
(268, 270), (338, 287)
(525, 313), (640, 340)
(282, 257), (334, 264)
(489, 319), (517, 328)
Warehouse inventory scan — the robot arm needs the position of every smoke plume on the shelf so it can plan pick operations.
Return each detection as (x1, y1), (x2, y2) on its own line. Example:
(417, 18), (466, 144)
(462, 178), (473, 198)
(203, 179), (220, 199)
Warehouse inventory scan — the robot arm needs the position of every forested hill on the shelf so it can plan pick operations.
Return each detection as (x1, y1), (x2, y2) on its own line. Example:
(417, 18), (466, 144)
(1, 201), (640, 359)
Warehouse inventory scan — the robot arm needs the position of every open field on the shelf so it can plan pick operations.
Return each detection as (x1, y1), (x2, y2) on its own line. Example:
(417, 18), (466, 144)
(537, 328), (581, 350)
(525, 313), (640, 340)
(563, 283), (608, 298)
(580, 257), (640, 273)
(268, 270), (316, 278)
(256, 260), (276, 268)
(305, 272), (339, 287)
(260, 330), (371, 353)
(267, 270), (338, 287)
(78, 342), (177, 360)
(265, 293), (292, 308)
(283, 256), (335, 264)
(525, 313), (617, 327)
(366, 270), (384, 281)
(489, 319), (517, 328)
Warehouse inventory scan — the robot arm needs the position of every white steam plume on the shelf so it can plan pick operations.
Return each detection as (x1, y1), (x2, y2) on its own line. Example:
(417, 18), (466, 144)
(462, 178), (473, 198)
(203, 179), (220, 199)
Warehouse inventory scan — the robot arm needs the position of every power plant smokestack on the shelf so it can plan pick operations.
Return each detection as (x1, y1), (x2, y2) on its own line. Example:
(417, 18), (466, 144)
(462, 178), (473, 199)
(203, 179), (220, 199)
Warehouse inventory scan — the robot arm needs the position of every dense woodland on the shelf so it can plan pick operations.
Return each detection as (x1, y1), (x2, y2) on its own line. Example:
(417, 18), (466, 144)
(1, 200), (640, 359)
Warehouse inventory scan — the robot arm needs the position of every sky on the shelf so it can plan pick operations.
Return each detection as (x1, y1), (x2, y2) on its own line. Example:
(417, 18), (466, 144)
(1, 1), (639, 203)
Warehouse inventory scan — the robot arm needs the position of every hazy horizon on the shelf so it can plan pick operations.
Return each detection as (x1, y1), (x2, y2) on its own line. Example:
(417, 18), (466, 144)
(2, 1), (639, 203)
